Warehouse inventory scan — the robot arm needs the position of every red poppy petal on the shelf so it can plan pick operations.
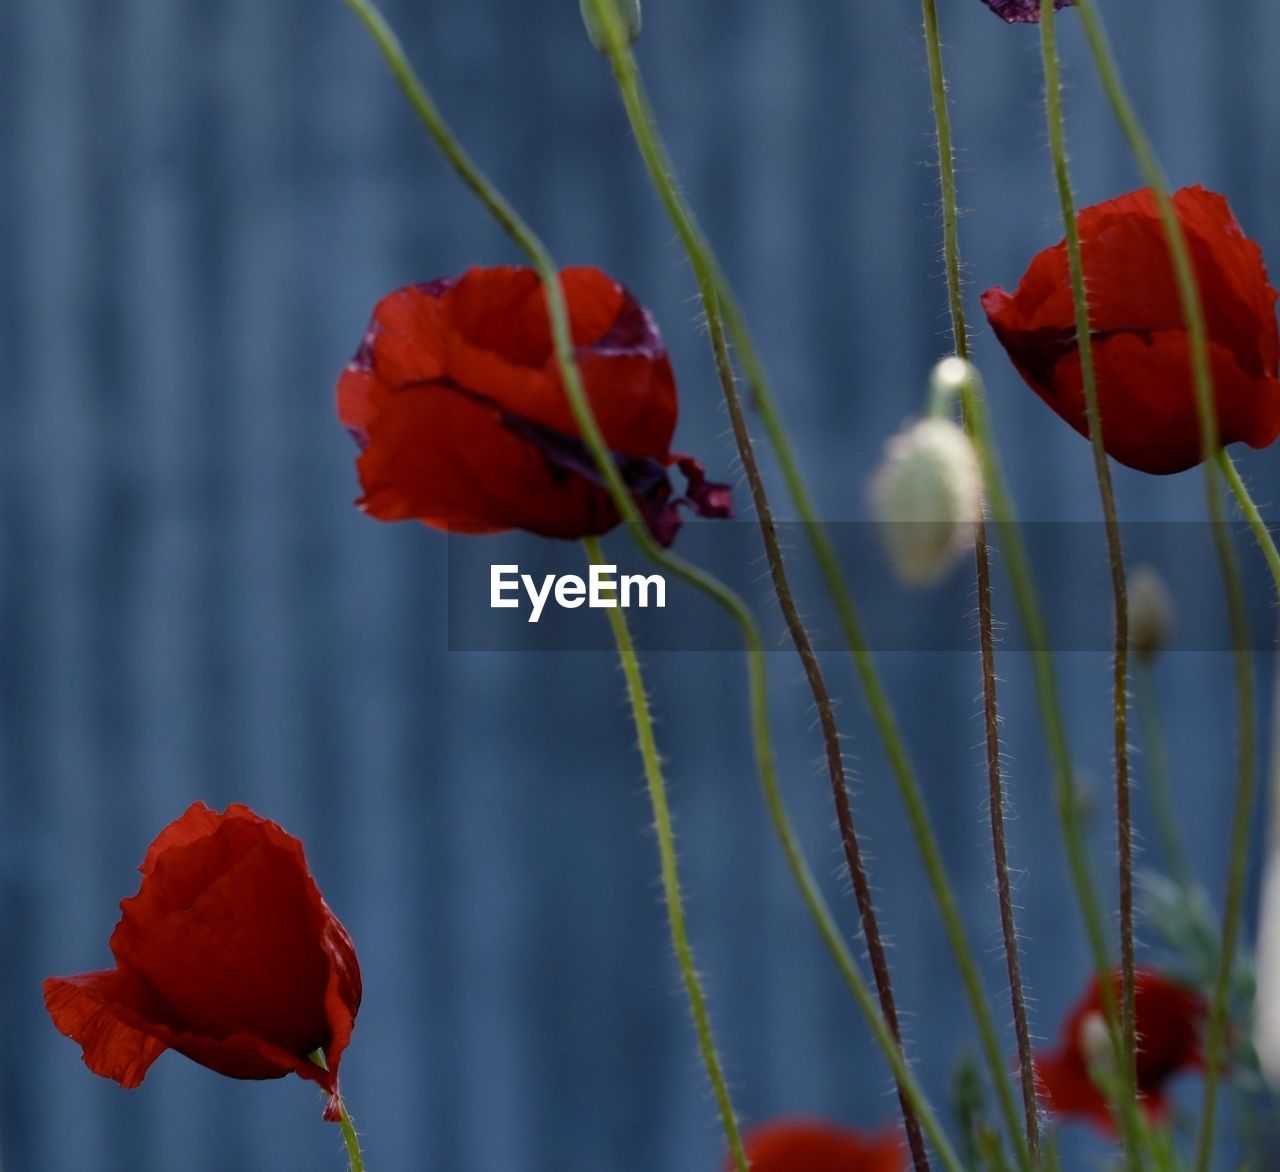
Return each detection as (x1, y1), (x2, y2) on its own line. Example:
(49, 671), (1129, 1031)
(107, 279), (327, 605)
(43, 969), (168, 1089)
(317, 915), (362, 1082)
(445, 266), (625, 367)
(1045, 331), (1280, 473)
(136, 801), (271, 876)
(739, 1118), (906, 1172)
(110, 821), (338, 1058)
(1034, 1050), (1115, 1133)
(355, 381), (617, 538)
(441, 278), (676, 459)
(573, 348), (677, 457)
(361, 284), (450, 391)
(1174, 186), (1280, 376)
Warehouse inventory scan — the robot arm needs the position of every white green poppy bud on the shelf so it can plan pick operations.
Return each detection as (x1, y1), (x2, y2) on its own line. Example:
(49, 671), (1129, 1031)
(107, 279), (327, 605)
(870, 417), (983, 587)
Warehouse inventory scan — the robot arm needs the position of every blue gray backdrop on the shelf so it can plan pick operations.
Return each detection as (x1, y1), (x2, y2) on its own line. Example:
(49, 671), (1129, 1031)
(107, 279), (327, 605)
(4, 1), (1280, 1169)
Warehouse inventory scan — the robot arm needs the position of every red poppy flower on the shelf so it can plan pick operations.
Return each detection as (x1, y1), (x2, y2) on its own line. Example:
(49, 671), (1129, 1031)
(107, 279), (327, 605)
(981, 186), (1280, 474)
(734, 1118), (906, 1172)
(1033, 968), (1205, 1132)
(981, 0), (1074, 22)
(337, 265), (731, 547)
(44, 802), (361, 1121)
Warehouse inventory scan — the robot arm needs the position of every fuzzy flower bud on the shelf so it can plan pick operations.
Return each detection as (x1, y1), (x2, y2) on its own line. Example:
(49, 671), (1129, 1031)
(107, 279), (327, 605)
(1127, 565), (1174, 663)
(1077, 1011), (1113, 1075)
(870, 417), (983, 587)
(580, 0), (642, 53)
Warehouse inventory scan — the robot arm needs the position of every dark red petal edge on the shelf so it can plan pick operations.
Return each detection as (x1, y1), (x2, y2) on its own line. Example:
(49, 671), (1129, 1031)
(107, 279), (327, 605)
(500, 411), (731, 546)
(982, 0), (1074, 22)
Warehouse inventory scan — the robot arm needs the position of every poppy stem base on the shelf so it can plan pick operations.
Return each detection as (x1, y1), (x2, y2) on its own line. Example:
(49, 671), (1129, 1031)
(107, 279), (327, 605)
(309, 1050), (366, 1172)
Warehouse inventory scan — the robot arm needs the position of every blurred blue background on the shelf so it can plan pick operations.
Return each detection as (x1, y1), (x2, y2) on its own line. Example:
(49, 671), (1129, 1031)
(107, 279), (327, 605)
(5, 0), (1280, 1168)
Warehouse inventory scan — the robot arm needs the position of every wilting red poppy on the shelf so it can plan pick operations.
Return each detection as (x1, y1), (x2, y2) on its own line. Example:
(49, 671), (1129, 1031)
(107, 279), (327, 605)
(44, 803), (361, 1121)
(337, 265), (731, 547)
(1033, 968), (1205, 1132)
(981, 0), (1074, 22)
(734, 1118), (905, 1172)
(981, 186), (1280, 474)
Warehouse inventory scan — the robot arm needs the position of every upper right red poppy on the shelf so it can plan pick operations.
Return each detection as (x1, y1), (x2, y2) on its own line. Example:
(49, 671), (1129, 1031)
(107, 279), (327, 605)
(981, 186), (1280, 474)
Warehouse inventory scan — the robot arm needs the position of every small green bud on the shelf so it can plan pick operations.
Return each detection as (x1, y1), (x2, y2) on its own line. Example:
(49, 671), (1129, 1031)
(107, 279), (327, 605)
(580, 0), (642, 54)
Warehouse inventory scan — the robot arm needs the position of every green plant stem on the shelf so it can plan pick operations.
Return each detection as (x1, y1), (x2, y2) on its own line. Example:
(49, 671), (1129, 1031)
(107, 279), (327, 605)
(1039, 0), (1137, 1133)
(337, 1105), (365, 1172)
(1069, 6), (1257, 1166)
(587, 5), (927, 1165)
(1134, 661), (1191, 888)
(1220, 450), (1280, 599)
(953, 368), (1144, 1156)
(918, 3), (1037, 1163)
(586, 2), (1023, 1164)
(340, 3), (964, 1167)
(308, 1052), (366, 1172)
(584, 535), (747, 1170)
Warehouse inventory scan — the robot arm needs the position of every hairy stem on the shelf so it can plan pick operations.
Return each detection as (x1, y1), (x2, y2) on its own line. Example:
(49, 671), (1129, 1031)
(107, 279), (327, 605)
(1038, 0), (1136, 1136)
(585, 7), (926, 1166)
(920, 1), (1036, 1161)
(1068, 6), (1257, 1165)
(585, 535), (746, 1170)
(339, 2), (964, 1165)
(1220, 451), (1280, 599)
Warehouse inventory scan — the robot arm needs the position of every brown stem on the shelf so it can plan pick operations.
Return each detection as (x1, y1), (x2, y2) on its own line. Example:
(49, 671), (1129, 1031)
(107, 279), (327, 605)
(973, 515), (1040, 1159)
(702, 286), (931, 1172)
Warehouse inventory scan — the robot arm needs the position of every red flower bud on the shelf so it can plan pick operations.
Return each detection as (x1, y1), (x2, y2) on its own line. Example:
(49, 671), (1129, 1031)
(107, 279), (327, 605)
(44, 803), (361, 1121)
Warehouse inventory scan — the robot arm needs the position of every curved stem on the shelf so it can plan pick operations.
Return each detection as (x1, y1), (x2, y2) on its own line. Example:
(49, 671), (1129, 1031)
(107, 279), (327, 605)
(1220, 450), (1280, 599)
(584, 535), (747, 1171)
(338, 3), (964, 1167)
(586, 2), (1028, 1164)
(1068, 7), (1257, 1166)
(585, 7), (926, 1165)
(1039, 0), (1137, 1135)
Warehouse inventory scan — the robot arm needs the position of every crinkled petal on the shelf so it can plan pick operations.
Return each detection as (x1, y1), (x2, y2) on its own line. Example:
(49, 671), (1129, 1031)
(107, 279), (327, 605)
(111, 824), (337, 1056)
(43, 969), (168, 1089)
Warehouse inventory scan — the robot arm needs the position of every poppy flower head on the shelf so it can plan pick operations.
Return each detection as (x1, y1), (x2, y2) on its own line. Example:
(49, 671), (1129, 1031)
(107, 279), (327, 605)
(1033, 968), (1206, 1132)
(981, 0), (1074, 22)
(337, 265), (732, 546)
(982, 186), (1280, 474)
(44, 802), (361, 1120)
(736, 1118), (906, 1172)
